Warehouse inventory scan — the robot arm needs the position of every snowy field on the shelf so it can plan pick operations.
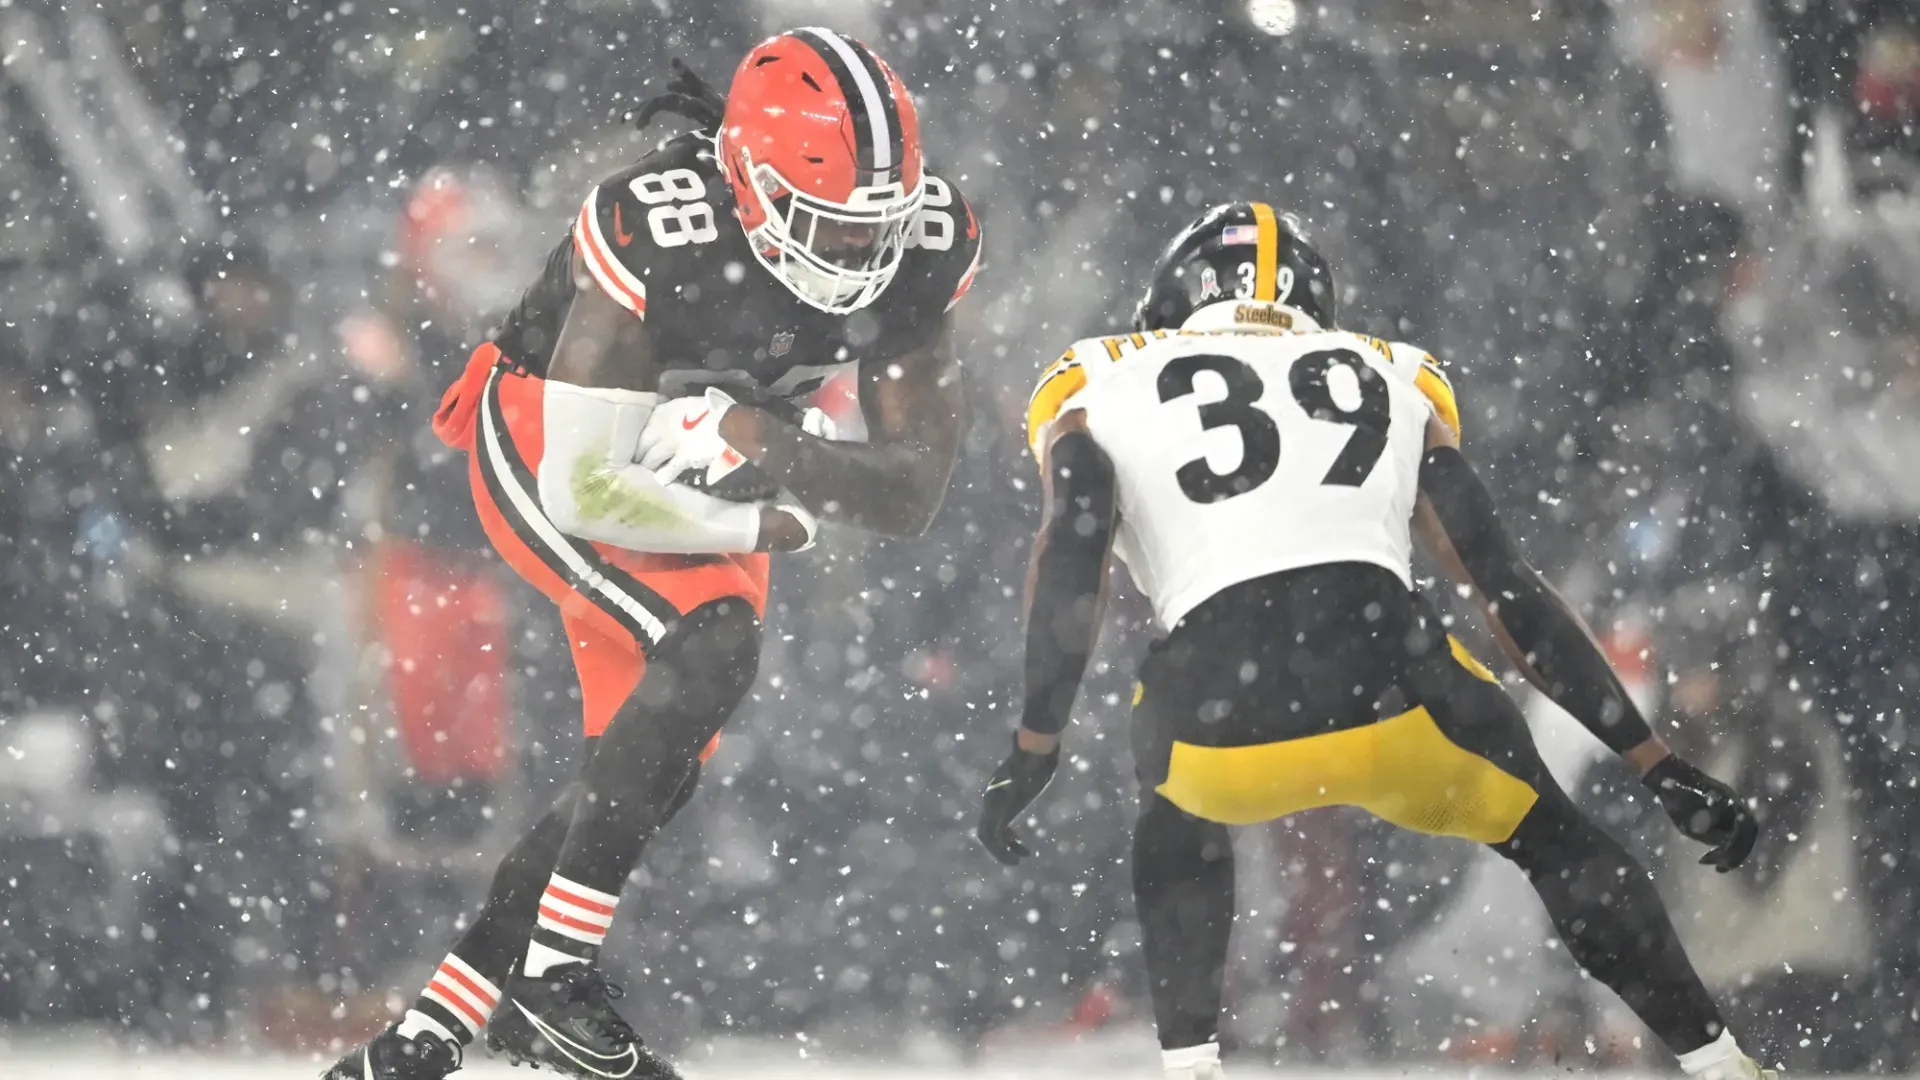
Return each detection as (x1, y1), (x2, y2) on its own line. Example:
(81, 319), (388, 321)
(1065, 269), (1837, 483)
(0, 1032), (1775, 1080)
(0, 1057), (1714, 1080)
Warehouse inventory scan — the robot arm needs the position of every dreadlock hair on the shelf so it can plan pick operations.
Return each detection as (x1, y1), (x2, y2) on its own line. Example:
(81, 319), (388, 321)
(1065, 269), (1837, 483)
(625, 58), (727, 135)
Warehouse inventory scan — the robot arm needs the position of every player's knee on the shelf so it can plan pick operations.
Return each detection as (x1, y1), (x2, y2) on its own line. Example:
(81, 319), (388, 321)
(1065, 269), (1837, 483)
(639, 597), (762, 715)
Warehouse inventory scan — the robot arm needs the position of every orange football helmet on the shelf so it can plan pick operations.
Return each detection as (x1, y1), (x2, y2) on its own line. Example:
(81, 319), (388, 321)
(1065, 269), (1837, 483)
(718, 28), (925, 313)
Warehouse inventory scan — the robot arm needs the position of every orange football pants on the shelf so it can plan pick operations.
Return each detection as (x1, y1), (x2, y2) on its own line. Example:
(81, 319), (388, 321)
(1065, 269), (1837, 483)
(436, 344), (767, 749)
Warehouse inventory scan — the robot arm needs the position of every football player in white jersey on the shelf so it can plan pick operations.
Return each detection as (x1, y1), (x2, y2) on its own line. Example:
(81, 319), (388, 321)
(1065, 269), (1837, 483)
(975, 204), (1772, 1080)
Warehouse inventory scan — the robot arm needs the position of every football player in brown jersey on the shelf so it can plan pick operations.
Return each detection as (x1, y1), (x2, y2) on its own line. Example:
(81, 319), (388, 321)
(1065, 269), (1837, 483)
(326, 29), (980, 1080)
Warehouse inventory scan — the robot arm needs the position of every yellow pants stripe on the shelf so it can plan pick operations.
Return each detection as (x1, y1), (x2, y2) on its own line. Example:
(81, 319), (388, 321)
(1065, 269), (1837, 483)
(1449, 635), (1498, 683)
(1154, 706), (1538, 840)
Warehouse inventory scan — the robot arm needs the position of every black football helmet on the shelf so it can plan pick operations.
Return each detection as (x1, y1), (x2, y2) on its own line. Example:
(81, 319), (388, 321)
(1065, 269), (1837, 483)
(1132, 203), (1337, 332)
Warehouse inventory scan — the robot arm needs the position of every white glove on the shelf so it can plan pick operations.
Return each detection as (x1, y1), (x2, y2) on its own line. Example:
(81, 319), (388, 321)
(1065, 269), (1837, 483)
(639, 387), (747, 487)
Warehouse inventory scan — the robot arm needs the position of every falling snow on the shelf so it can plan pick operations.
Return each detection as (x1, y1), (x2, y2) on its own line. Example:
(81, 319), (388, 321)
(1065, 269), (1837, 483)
(0, 0), (1915, 1074)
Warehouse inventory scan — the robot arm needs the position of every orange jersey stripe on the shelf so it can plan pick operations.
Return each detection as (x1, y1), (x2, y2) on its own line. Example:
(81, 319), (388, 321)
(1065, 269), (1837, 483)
(574, 201), (646, 317)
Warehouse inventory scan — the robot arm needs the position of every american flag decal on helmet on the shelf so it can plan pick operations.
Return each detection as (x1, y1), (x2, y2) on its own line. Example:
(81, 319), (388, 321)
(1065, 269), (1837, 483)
(1221, 224), (1259, 245)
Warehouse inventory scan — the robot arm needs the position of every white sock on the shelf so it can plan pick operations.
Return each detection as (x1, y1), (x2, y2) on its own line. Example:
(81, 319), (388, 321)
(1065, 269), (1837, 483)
(524, 873), (620, 976)
(1163, 1042), (1221, 1074)
(1677, 1029), (1743, 1076)
(524, 938), (588, 978)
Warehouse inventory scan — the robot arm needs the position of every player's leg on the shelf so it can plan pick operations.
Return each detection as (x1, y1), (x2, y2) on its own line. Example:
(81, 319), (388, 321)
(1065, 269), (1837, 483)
(327, 371), (727, 1080)
(325, 658), (708, 1080)
(1133, 791), (1235, 1079)
(393, 786), (577, 1038)
(486, 594), (759, 1079)
(1126, 620), (1257, 1080)
(1393, 647), (1770, 1079)
(322, 785), (575, 1080)
(386, 763), (705, 1050)
(517, 595), (758, 979)
(331, 613), (723, 1080)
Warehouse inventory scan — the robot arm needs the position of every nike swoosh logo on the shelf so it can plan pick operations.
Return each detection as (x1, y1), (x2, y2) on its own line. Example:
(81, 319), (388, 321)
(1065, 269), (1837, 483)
(514, 1002), (640, 1078)
(680, 410), (710, 431)
(985, 779), (1013, 791)
(612, 203), (634, 247)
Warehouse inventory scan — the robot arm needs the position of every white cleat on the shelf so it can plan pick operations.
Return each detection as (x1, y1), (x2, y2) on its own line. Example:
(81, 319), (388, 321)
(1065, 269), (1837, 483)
(1162, 1041), (1227, 1080)
(1697, 1055), (1778, 1080)
(1681, 1031), (1778, 1080)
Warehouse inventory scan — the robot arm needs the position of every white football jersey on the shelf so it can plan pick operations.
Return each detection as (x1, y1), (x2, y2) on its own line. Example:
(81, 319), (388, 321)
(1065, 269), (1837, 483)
(1027, 325), (1447, 631)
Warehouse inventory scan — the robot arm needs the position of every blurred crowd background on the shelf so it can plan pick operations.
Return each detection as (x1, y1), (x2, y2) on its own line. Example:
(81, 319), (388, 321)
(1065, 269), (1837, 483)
(3, 0), (1919, 1072)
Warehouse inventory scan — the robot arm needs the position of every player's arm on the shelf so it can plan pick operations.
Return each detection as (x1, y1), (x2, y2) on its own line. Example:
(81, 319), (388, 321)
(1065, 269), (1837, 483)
(975, 409), (1119, 866)
(715, 320), (965, 536)
(538, 251), (814, 553)
(1412, 415), (1758, 869)
(1412, 413), (1661, 762)
(674, 184), (980, 537)
(546, 250), (655, 390)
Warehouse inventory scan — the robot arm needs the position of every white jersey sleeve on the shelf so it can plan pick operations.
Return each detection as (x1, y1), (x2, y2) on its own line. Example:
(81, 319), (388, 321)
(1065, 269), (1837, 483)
(1045, 328), (1435, 631)
(1026, 332), (1176, 454)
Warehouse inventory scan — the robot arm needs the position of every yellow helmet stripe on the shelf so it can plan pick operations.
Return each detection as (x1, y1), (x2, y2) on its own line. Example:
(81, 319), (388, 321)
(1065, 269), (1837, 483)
(1251, 202), (1279, 301)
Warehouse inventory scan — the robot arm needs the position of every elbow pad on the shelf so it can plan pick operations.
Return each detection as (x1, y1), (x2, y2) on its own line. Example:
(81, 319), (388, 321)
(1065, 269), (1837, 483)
(1419, 446), (1653, 753)
(538, 380), (762, 554)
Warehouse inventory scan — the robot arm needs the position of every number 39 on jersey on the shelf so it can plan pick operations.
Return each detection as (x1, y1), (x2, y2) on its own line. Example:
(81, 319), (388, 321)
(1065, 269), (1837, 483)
(1026, 329), (1443, 631)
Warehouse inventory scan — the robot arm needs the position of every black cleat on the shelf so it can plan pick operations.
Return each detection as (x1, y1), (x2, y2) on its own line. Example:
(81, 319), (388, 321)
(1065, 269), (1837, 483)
(486, 964), (681, 1079)
(322, 1023), (463, 1079)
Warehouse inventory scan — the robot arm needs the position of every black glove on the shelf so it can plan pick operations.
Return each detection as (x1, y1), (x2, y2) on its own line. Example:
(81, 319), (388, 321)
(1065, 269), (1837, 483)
(1642, 755), (1759, 872)
(975, 735), (1060, 866)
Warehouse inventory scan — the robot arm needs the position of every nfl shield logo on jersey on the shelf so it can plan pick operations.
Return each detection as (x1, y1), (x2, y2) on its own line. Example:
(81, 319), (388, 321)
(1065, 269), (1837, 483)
(770, 329), (796, 357)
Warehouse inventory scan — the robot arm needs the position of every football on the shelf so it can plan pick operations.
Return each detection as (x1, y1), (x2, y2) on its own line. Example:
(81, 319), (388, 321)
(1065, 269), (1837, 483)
(658, 382), (810, 503)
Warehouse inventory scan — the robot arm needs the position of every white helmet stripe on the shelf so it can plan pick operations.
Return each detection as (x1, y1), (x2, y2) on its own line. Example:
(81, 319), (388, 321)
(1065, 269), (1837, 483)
(802, 26), (893, 173)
